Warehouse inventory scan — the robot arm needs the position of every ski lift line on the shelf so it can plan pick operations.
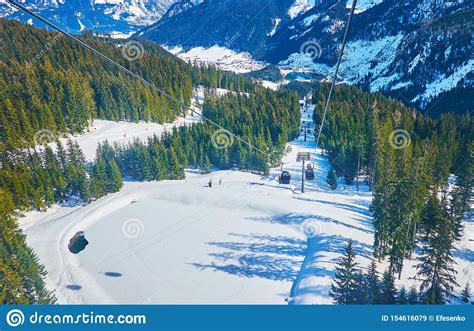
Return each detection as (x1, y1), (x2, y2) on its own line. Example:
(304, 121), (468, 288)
(6, 0), (268, 158)
(314, 0), (357, 152)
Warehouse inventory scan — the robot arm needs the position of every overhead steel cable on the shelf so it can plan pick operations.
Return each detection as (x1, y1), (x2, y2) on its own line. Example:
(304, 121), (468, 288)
(6, 0), (268, 157)
(314, 0), (357, 151)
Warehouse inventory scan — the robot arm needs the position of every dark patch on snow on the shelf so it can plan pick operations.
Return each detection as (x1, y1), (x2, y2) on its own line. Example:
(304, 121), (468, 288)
(104, 272), (123, 278)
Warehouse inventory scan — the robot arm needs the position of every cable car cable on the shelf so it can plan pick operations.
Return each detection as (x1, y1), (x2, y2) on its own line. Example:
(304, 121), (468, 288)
(314, 0), (357, 152)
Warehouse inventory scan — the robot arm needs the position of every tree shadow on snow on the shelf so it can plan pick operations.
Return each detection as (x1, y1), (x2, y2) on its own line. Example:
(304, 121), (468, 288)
(308, 235), (373, 260)
(292, 197), (371, 219)
(190, 234), (307, 282)
(291, 284), (331, 298)
(246, 213), (373, 236)
(190, 230), (373, 286)
(454, 248), (474, 263)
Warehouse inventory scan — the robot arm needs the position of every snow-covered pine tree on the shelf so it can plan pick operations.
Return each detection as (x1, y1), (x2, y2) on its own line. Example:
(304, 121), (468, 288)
(329, 240), (359, 304)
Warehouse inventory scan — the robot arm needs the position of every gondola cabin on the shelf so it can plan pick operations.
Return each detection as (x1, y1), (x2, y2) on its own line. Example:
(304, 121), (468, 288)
(305, 164), (315, 180)
(279, 171), (291, 184)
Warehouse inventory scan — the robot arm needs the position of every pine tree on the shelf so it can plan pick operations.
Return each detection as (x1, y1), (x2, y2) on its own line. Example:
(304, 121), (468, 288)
(168, 147), (185, 180)
(326, 167), (337, 190)
(416, 215), (459, 304)
(380, 269), (397, 304)
(200, 154), (212, 174)
(398, 287), (408, 304)
(443, 189), (465, 242)
(461, 283), (471, 304)
(420, 192), (444, 240)
(353, 271), (368, 304)
(78, 175), (90, 203)
(90, 160), (107, 199)
(408, 286), (419, 304)
(105, 160), (123, 193)
(365, 260), (381, 304)
(329, 240), (359, 304)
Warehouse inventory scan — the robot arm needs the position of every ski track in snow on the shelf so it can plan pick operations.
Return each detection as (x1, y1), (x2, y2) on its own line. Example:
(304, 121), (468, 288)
(21, 101), (473, 304)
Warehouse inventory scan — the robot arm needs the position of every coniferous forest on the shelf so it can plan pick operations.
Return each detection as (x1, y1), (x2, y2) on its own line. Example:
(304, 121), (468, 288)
(315, 84), (473, 304)
(99, 89), (300, 182)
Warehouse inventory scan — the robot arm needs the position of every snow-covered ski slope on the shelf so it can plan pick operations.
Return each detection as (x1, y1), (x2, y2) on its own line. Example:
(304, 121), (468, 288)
(21, 101), (473, 304)
(42, 87), (212, 161)
(54, 116), (198, 161)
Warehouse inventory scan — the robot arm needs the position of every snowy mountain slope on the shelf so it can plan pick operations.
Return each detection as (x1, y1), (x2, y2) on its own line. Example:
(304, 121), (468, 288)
(166, 45), (265, 73)
(347, 0), (384, 14)
(0, 0), (186, 35)
(21, 100), (473, 304)
(272, 0), (473, 113)
(288, 0), (316, 19)
(137, 0), (296, 59)
(138, 0), (472, 114)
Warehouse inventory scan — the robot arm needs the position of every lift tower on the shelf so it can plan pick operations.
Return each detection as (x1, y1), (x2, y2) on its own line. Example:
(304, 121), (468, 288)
(297, 152), (311, 193)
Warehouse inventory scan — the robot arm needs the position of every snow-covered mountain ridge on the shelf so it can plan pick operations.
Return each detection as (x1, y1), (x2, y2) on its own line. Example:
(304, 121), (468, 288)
(140, 0), (473, 115)
(0, 0), (194, 35)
